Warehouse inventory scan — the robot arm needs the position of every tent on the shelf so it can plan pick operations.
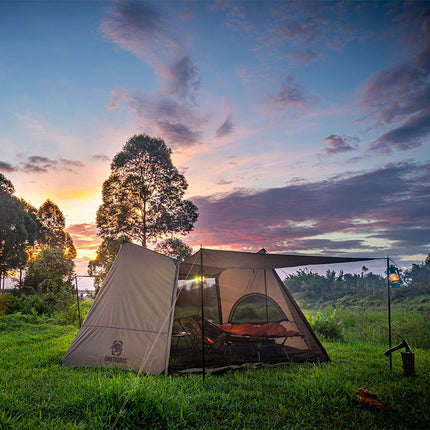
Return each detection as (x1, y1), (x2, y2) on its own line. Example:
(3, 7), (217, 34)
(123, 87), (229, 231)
(62, 242), (376, 374)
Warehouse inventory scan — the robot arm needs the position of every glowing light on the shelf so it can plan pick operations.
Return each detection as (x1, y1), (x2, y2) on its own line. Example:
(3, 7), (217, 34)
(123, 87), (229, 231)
(388, 273), (400, 283)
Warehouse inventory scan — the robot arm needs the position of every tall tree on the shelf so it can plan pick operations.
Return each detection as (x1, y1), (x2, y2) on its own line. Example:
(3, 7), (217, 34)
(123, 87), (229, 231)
(155, 237), (193, 261)
(96, 134), (199, 247)
(87, 236), (124, 295)
(35, 199), (76, 260)
(0, 174), (37, 279)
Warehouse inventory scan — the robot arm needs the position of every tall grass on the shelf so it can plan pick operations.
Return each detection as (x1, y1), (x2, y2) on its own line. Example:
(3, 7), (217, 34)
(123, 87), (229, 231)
(0, 298), (429, 429)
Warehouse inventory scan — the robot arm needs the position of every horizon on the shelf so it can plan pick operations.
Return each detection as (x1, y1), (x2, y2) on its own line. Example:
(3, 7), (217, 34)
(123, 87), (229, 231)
(1, 1), (429, 279)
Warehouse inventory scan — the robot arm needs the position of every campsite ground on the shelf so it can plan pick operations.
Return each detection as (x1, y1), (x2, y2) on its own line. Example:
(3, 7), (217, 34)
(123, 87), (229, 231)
(0, 298), (429, 429)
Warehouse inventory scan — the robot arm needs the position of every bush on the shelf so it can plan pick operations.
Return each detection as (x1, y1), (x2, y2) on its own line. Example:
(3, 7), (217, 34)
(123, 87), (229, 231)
(0, 294), (22, 315)
(309, 309), (343, 341)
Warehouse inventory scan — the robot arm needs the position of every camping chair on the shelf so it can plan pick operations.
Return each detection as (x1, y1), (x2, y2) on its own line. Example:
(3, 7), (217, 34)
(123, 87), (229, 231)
(178, 316), (228, 355)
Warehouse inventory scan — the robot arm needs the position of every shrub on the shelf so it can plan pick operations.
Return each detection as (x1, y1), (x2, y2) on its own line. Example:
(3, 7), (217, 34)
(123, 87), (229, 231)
(309, 309), (343, 341)
(0, 294), (22, 315)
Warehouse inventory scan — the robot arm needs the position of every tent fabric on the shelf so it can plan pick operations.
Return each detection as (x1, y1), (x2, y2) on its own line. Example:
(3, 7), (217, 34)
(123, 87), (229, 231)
(179, 248), (377, 278)
(62, 243), (178, 374)
(63, 243), (378, 373)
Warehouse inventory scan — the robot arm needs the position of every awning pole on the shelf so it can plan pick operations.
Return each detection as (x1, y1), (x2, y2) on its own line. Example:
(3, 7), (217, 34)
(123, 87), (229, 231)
(74, 274), (82, 328)
(387, 257), (392, 371)
(200, 247), (206, 381)
(264, 269), (269, 323)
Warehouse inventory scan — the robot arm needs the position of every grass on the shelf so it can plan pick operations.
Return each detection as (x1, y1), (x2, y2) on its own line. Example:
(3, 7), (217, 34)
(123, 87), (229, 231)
(0, 299), (429, 429)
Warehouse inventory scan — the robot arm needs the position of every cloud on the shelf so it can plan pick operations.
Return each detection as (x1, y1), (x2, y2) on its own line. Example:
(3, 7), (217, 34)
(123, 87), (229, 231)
(215, 114), (235, 138)
(368, 109), (430, 154)
(65, 223), (101, 252)
(216, 178), (233, 186)
(359, 7), (430, 152)
(188, 162), (430, 257)
(321, 134), (359, 155)
(360, 62), (429, 125)
(91, 154), (110, 162)
(109, 89), (204, 148)
(101, 0), (200, 103)
(264, 1), (369, 65)
(210, 0), (254, 33)
(0, 161), (17, 172)
(163, 56), (200, 102)
(156, 120), (201, 146)
(15, 155), (84, 174)
(270, 75), (316, 109)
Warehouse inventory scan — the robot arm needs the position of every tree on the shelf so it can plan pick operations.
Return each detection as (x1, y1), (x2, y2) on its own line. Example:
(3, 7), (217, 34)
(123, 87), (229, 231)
(29, 199), (77, 261)
(403, 255), (430, 294)
(96, 134), (199, 247)
(155, 237), (193, 261)
(87, 236), (124, 296)
(0, 174), (37, 280)
(23, 247), (75, 312)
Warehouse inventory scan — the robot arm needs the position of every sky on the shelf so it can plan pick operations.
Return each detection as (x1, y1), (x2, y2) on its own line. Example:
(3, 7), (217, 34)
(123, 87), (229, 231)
(1, 0), (429, 279)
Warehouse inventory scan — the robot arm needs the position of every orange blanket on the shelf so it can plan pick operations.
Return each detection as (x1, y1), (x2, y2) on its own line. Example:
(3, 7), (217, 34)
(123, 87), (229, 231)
(219, 322), (298, 338)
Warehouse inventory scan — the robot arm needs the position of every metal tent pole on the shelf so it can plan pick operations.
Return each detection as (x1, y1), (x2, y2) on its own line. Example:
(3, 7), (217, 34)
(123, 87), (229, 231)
(200, 247), (206, 381)
(387, 257), (392, 371)
(74, 274), (82, 328)
(264, 269), (269, 323)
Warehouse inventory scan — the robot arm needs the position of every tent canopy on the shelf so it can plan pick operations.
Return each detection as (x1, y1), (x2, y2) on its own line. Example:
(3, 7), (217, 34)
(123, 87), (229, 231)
(179, 247), (377, 278)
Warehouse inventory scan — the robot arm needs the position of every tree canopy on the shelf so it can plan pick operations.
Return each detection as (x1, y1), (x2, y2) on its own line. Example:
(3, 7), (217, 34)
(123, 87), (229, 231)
(0, 174), (37, 276)
(96, 134), (199, 247)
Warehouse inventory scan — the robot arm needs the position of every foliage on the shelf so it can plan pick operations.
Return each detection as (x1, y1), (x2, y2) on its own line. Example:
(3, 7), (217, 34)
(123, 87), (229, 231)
(87, 236), (125, 295)
(0, 174), (38, 276)
(32, 199), (77, 260)
(308, 309), (344, 341)
(96, 134), (198, 247)
(284, 256), (430, 308)
(155, 237), (193, 261)
(21, 247), (75, 313)
(400, 255), (430, 296)
(0, 304), (429, 429)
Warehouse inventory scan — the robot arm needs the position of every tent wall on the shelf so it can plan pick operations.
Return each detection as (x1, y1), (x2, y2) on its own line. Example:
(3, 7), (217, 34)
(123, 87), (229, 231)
(62, 243), (178, 374)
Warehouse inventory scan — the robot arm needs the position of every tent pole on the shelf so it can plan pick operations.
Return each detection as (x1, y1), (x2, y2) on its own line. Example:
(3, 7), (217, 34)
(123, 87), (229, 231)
(264, 269), (269, 323)
(200, 247), (206, 381)
(387, 257), (392, 371)
(74, 274), (82, 328)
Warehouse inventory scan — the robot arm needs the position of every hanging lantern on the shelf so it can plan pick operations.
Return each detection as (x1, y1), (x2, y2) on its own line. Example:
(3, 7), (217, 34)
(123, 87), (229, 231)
(387, 265), (402, 287)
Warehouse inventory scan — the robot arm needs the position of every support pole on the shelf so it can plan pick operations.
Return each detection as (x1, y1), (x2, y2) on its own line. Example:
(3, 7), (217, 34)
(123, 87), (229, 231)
(264, 269), (269, 323)
(74, 274), (82, 328)
(200, 248), (206, 381)
(387, 257), (392, 371)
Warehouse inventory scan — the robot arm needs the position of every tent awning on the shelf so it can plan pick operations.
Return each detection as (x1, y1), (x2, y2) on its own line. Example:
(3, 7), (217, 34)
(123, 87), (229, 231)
(179, 248), (380, 278)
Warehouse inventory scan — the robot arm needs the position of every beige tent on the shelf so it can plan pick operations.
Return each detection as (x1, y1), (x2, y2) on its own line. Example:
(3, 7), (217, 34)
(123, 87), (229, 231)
(62, 242), (375, 374)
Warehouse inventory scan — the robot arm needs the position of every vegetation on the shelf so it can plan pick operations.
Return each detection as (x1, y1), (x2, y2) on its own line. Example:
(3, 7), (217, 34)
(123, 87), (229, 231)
(90, 134), (198, 290)
(0, 173), (37, 280)
(96, 134), (198, 248)
(284, 256), (430, 308)
(0, 174), (77, 315)
(0, 298), (429, 429)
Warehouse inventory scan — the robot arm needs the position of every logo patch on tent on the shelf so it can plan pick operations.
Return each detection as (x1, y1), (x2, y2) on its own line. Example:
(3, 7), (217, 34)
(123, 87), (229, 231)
(104, 340), (128, 364)
(111, 340), (123, 356)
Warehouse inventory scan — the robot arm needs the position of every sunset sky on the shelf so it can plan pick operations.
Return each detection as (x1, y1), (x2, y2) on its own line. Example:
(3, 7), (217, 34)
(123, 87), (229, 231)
(1, 0), (429, 277)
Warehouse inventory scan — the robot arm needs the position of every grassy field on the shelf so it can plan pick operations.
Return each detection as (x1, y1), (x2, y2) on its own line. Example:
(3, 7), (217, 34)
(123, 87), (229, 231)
(0, 298), (429, 429)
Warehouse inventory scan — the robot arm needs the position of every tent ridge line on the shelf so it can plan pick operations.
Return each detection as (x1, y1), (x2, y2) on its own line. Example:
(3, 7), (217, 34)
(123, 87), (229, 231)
(85, 325), (169, 335)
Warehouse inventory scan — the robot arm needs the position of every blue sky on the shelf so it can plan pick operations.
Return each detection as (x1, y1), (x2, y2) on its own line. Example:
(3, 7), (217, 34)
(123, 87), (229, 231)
(1, 0), (429, 275)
